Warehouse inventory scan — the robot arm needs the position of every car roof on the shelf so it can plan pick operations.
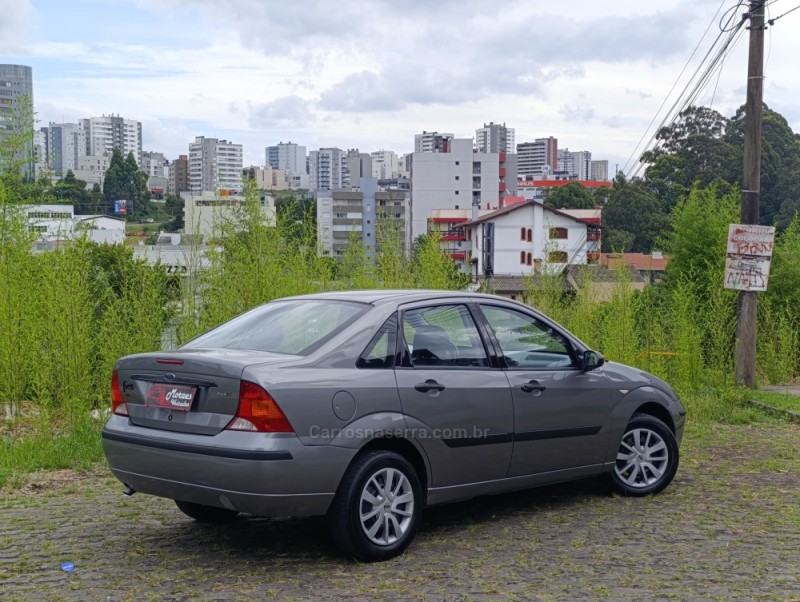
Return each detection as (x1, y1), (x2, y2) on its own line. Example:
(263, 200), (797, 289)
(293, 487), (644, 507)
(277, 289), (518, 306)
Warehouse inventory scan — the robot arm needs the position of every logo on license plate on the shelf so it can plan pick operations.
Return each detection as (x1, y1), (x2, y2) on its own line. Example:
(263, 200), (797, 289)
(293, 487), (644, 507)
(146, 384), (195, 411)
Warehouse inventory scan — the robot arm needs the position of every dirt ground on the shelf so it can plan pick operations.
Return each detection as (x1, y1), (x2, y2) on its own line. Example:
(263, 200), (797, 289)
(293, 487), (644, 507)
(1, 423), (799, 601)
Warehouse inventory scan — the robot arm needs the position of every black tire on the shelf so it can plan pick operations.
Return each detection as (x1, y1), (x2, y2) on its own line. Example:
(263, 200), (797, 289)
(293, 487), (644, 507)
(175, 500), (239, 523)
(328, 450), (423, 562)
(608, 412), (679, 496)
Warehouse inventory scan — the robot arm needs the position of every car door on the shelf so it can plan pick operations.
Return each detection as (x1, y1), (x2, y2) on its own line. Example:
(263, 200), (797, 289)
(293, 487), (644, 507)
(476, 303), (614, 478)
(394, 302), (514, 487)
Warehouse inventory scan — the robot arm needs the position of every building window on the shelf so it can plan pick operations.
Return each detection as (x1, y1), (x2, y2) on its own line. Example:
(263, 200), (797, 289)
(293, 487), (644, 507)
(548, 251), (568, 263)
(455, 161), (460, 166)
(520, 251), (525, 264)
(455, 176), (460, 181)
(520, 227), (525, 241)
(549, 227), (568, 240)
(526, 252), (532, 266)
(527, 228), (532, 242)
(455, 191), (459, 195)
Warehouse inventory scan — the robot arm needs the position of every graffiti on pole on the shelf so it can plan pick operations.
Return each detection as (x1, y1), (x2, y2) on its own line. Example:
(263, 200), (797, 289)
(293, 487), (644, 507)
(724, 224), (775, 292)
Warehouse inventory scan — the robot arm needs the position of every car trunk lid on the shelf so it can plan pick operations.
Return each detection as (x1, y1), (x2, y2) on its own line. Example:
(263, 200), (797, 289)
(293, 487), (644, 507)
(115, 349), (298, 435)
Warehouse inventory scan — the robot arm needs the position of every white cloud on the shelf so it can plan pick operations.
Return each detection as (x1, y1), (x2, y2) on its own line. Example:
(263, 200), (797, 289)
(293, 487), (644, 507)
(0, 0), (32, 52)
(24, 0), (800, 167)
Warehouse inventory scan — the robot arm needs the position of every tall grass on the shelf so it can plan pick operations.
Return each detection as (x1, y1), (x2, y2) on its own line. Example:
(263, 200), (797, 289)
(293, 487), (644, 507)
(3, 176), (800, 485)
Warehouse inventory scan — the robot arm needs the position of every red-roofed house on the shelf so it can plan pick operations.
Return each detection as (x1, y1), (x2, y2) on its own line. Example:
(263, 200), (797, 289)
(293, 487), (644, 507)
(600, 252), (669, 284)
(457, 200), (602, 278)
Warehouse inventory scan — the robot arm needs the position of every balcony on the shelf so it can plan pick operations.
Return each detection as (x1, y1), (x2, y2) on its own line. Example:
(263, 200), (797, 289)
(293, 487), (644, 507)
(498, 182), (506, 192)
(587, 231), (601, 242)
(499, 167), (506, 177)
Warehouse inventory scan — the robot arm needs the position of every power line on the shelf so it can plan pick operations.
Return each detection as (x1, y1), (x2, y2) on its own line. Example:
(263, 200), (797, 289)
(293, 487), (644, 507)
(620, 0), (731, 175)
(626, 14), (748, 178)
(767, 3), (800, 23)
(625, 2), (753, 179)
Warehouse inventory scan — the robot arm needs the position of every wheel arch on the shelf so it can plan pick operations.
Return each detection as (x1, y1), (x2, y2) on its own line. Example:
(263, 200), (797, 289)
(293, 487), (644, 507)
(356, 437), (429, 503)
(633, 401), (676, 434)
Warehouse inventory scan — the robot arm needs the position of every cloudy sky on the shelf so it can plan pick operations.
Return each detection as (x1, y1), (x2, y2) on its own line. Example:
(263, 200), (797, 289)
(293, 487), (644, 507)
(2, 0), (799, 171)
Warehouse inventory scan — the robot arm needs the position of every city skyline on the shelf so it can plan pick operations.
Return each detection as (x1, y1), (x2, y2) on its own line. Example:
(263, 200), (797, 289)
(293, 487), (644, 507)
(2, 0), (799, 170)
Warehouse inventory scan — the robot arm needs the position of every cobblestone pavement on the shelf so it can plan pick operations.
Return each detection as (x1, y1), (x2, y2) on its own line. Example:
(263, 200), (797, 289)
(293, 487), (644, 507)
(1, 424), (799, 601)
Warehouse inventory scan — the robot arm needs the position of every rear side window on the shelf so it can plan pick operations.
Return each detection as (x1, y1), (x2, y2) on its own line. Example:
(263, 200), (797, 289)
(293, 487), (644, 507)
(357, 314), (398, 369)
(402, 304), (489, 368)
(182, 300), (367, 355)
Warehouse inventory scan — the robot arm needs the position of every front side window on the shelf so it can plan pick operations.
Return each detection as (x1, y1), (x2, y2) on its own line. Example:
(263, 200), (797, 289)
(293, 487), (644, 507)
(402, 305), (489, 368)
(480, 305), (575, 369)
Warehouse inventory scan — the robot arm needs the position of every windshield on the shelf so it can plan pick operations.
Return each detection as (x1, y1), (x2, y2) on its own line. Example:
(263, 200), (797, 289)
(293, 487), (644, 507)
(182, 300), (368, 355)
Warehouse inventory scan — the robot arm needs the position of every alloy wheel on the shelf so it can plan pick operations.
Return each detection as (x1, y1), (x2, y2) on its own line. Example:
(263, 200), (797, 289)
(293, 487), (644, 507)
(359, 467), (415, 546)
(614, 427), (670, 489)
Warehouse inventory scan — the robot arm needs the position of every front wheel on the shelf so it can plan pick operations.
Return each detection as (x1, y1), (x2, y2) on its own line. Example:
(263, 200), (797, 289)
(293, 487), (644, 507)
(328, 450), (422, 561)
(175, 500), (239, 523)
(608, 413), (679, 496)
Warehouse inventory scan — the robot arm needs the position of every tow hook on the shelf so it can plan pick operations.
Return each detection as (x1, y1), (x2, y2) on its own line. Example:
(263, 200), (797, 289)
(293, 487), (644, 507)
(122, 485), (136, 496)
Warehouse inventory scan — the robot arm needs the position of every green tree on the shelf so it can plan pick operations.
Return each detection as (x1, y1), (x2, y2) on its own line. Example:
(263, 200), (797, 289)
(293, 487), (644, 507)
(164, 193), (185, 231)
(543, 181), (596, 209)
(410, 232), (465, 290)
(54, 170), (92, 212)
(103, 148), (151, 218)
(601, 174), (668, 252)
(725, 104), (800, 227)
(0, 96), (44, 204)
(660, 184), (739, 292)
(641, 106), (738, 210)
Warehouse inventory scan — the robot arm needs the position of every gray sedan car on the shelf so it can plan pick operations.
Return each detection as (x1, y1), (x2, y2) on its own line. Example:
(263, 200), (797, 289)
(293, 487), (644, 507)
(103, 290), (686, 561)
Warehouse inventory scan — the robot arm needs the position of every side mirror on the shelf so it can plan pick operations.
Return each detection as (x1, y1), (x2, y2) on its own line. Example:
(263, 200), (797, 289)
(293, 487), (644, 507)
(582, 350), (605, 372)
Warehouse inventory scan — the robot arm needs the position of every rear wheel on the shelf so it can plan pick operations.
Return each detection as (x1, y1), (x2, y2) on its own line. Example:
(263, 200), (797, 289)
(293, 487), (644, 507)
(175, 500), (239, 523)
(609, 413), (679, 496)
(328, 450), (422, 561)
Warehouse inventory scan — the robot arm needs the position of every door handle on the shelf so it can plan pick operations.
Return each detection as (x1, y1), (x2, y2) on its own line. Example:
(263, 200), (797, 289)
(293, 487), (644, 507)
(415, 379), (446, 393)
(521, 380), (546, 393)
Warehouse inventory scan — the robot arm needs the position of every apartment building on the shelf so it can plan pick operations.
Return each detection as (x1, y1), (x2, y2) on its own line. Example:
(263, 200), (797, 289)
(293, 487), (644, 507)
(370, 150), (401, 179)
(410, 138), (517, 240)
(0, 64), (34, 175)
(44, 122), (86, 176)
(414, 131), (453, 153)
(80, 115), (142, 165)
(266, 141), (308, 189)
(169, 155), (189, 194)
(308, 147), (346, 191)
(317, 178), (409, 259)
(475, 122), (515, 154)
(517, 137), (558, 179)
(188, 137), (243, 194)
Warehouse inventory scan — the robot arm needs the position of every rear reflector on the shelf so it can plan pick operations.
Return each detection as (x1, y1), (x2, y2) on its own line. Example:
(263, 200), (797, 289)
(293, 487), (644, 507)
(227, 381), (293, 433)
(111, 371), (128, 416)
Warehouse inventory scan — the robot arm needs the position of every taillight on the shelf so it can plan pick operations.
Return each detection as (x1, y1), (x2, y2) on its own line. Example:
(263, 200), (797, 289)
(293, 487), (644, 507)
(226, 381), (293, 433)
(111, 370), (128, 416)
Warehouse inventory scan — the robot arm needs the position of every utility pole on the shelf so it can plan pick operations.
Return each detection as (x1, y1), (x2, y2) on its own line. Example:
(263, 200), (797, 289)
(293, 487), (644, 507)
(734, 1), (765, 387)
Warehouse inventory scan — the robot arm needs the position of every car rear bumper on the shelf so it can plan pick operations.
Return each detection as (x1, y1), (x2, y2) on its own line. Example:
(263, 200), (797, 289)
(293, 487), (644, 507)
(102, 415), (356, 517)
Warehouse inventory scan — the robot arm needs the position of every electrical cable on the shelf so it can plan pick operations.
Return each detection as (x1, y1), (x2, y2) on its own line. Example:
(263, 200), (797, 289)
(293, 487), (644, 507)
(627, 19), (748, 179)
(625, 2), (753, 179)
(620, 0), (731, 175)
(767, 3), (800, 23)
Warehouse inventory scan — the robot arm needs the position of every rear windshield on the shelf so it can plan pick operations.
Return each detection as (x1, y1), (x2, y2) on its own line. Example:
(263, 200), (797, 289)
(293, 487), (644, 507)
(182, 300), (368, 355)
